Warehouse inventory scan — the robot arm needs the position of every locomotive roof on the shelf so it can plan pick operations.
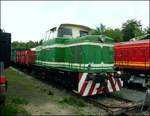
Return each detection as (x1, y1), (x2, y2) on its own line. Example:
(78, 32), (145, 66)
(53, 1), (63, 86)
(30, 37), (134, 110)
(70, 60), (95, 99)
(59, 23), (92, 30)
(47, 23), (92, 32)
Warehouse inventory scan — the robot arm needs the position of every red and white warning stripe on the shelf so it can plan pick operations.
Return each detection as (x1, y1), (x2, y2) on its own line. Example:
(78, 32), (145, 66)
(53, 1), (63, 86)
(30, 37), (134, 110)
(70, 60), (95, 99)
(78, 73), (123, 96)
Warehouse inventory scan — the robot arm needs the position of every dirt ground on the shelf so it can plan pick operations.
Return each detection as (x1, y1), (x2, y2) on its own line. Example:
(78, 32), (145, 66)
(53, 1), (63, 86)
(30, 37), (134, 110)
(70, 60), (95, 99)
(5, 67), (108, 115)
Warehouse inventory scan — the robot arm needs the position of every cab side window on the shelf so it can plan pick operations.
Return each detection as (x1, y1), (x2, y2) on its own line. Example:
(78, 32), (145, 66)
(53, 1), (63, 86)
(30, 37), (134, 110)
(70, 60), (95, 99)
(80, 30), (88, 37)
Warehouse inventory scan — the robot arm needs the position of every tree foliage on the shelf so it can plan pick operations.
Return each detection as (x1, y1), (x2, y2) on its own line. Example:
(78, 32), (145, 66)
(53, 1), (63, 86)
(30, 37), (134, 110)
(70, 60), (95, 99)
(11, 40), (40, 49)
(91, 24), (106, 35)
(144, 27), (150, 34)
(105, 28), (123, 42)
(91, 24), (123, 42)
(91, 19), (146, 42)
(121, 19), (143, 41)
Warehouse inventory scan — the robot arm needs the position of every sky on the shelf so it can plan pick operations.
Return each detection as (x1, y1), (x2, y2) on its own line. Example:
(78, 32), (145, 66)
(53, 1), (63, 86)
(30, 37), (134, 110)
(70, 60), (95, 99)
(1, 1), (149, 42)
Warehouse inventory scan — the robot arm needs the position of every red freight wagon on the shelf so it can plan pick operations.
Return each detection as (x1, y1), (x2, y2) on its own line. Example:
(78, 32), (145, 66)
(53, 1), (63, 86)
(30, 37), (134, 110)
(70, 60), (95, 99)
(16, 50), (35, 65)
(114, 36), (150, 87)
(16, 51), (23, 63)
(115, 39), (150, 70)
(16, 51), (20, 63)
(24, 50), (35, 65)
(20, 51), (23, 63)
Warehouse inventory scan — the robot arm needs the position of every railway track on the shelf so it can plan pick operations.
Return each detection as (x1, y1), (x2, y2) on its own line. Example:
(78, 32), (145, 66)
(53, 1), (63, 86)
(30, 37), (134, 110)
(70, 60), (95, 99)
(85, 95), (143, 115)
(11, 66), (147, 115)
(74, 86), (147, 115)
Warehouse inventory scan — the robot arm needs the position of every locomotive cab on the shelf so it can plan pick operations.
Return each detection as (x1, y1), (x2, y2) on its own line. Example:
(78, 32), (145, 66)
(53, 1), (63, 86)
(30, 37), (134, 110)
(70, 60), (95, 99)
(44, 23), (92, 41)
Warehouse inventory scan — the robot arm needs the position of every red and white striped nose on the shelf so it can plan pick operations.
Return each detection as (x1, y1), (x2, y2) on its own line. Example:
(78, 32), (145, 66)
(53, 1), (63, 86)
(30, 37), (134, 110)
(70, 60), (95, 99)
(78, 73), (123, 96)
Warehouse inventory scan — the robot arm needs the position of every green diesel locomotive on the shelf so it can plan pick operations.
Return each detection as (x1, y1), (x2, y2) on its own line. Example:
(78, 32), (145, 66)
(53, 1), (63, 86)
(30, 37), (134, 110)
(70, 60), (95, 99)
(33, 23), (123, 96)
(11, 23), (123, 96)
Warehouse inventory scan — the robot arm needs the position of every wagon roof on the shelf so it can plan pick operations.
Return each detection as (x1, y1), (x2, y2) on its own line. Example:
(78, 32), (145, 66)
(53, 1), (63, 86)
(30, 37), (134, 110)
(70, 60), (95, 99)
(130, 34), (150, 41)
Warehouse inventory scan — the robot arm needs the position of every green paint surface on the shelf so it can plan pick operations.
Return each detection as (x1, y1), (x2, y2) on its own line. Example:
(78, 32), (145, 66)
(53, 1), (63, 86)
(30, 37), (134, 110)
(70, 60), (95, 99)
(35, 35), (114, 73)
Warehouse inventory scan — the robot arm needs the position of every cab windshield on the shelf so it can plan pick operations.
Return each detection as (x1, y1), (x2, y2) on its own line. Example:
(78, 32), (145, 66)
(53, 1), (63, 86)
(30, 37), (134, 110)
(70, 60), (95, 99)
(58, 27), (72, 38)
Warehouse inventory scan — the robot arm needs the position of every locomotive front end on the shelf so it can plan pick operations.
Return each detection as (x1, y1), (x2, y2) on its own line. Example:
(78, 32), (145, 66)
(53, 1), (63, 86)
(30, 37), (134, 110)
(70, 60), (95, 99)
(75, 35), (123, 96)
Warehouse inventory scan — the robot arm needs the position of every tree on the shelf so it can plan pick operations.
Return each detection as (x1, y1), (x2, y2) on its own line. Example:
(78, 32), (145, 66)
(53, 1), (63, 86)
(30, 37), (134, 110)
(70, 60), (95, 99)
(144, 27), (150, 34)
(39, 39), (43, 45)
(91, 24), (106, 35)
(121, 19), (143, 41)
(105, 28), (123, 42)
(91, 26), (123, 42)
(11, 40), (41, 49)
(11, 41), (26, 48)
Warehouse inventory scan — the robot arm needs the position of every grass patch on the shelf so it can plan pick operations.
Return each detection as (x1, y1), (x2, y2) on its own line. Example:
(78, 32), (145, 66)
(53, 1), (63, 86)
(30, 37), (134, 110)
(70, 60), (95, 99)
(0, 104), (18, 116)
(59, 95), (85, 107)
(0, 103), (30, 116)
(11, 97), (29, 105)
(0, 96), (30, 116)
(5, 68), (25, 81)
